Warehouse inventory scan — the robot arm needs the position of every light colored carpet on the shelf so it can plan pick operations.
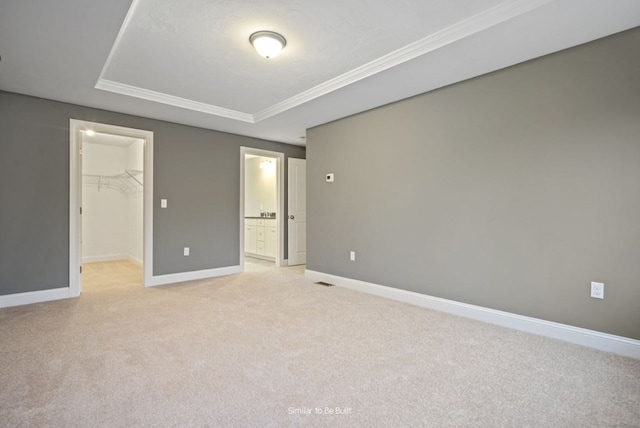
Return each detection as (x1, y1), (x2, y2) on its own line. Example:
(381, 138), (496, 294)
(1, 260), (639, 427)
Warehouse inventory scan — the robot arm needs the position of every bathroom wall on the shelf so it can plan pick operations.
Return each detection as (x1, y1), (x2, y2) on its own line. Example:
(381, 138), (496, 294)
(245, 156), (277, 217)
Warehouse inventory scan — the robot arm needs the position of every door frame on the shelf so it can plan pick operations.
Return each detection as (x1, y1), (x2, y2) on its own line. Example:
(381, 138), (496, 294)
(239, 147), (285, 270)
(69, 119), (154, 295)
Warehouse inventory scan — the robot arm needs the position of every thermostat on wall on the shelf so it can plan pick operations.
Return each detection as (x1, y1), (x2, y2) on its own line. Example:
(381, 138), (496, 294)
(326, 173), (334, 183)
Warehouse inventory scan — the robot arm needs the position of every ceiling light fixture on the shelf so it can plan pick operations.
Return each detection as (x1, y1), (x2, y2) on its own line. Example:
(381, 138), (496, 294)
(85, 130), (95, 136)
(249, 31), (286, 59)
(260, 159), (273, 169)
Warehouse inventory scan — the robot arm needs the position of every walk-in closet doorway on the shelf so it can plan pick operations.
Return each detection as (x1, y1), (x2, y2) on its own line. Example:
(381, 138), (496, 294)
(82, 133), (143, 261)
(69, 120), (154, 295)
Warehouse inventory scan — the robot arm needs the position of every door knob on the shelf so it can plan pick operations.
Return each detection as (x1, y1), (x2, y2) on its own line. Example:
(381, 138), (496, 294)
(289, 215), (295, 220)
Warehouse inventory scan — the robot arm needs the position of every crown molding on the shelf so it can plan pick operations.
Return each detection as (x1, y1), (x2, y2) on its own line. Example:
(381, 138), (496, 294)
(96, 0), (553, 124)
(95, 79), (254, 123)
(253, 0), (553, 122)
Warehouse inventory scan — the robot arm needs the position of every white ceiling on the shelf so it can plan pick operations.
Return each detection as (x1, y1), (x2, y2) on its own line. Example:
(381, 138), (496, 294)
(1, 0), (639, 145)
(84, 132), (140, 148)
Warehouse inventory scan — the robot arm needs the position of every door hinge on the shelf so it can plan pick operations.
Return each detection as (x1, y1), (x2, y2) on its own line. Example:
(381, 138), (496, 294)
(80, 207), (82, 215)
(80, 266), (83, 274)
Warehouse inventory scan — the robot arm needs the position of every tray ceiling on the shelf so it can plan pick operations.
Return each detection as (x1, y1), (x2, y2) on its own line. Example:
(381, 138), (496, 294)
(1, 0), (639, 144)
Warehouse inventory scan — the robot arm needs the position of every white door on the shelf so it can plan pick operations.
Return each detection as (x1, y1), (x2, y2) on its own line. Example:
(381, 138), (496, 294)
(288, 158), (306, 265)
(79, 138), (83, 292)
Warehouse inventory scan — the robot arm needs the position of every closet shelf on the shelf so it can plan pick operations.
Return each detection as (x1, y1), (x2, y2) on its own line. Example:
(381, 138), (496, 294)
(83, 169), (143, 196)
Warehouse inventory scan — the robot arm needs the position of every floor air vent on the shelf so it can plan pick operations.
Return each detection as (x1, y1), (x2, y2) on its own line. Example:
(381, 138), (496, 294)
(316, 281), (334, 287)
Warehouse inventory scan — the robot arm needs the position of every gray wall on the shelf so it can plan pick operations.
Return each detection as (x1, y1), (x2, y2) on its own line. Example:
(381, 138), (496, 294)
(0, 91), (305, 295)
(307, 27), (640, 340)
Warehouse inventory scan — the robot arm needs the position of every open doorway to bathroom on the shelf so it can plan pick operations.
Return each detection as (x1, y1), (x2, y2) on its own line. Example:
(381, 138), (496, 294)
(240, 147), (285, 271)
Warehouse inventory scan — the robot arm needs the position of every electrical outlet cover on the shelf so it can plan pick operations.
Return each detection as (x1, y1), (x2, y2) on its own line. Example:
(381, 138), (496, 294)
(590, 281), (604, 299)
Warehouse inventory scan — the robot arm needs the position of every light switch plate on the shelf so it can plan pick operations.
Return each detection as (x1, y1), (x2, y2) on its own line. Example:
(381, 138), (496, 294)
(326, 173), (334, 183)
(161, 199), (167, 208)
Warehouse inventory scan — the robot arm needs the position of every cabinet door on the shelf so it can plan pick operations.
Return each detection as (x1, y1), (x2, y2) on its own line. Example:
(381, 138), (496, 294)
(245, 225), (257, 254)
(265, 226), (276, 258)
(256, 240), (265, 255)
(256, 226), (265, 243)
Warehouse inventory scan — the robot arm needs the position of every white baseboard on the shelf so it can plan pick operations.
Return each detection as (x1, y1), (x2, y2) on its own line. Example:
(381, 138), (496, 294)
(244, 253), (276, 262)
(128, 256), (143, 267)
(305, 270), (640, 360)
(147, 265), (242, 287)
(82, 254), (128, 263)
(0, 287), (73, 309)
(83, 254), (143, 266)
(1, 265), (242, 307)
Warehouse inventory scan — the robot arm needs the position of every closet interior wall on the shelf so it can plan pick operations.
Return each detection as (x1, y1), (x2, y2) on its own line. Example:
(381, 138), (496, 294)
(82, 138), (144, 265)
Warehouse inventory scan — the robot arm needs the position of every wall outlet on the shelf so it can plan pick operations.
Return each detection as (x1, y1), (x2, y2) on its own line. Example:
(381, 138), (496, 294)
(184, 247), (190, 256)
(590, 281), (604, 299)
(350, 251), (356, 261)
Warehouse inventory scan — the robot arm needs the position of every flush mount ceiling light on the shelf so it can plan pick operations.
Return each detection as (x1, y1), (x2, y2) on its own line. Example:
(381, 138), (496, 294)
(249, 31), (286, 59)
(259, 159), (273, 169)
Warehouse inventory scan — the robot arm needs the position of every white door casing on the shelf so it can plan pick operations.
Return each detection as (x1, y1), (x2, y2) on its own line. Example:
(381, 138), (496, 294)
(70, 119), (154, 294)
(287, 158), (306, 266)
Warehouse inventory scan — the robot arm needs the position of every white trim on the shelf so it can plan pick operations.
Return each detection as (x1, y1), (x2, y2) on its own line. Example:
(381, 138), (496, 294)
(94, 0), (551, 123)
(254, 0), (553, 121)
(141, 127), (154, 287)
(128, 256), (143, 267)
(0, 288), (73, 309)
(95, 79), (254, 123)
(95, 0), (142, 84)
(305, 270), (640, 360)
(70, 119), (154, 295)
(244, 253), (276, 262)
(240, 147), (286, 270)
(82, 254), (129, 264)
(94, 0), (253, 123)
(80, 254), (144, 265)
(276, 153), (285, 266)
(69, 122), (82, 298)
(146, 265), (242, 287)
